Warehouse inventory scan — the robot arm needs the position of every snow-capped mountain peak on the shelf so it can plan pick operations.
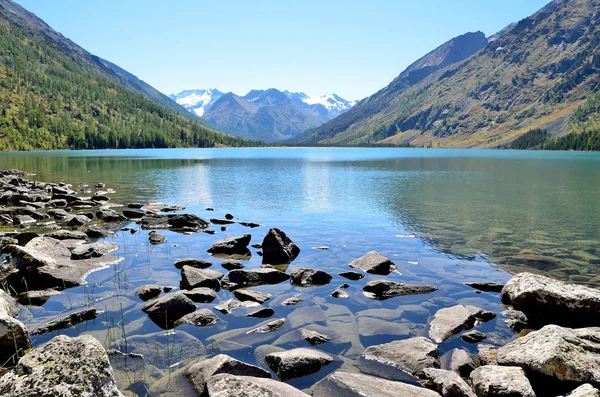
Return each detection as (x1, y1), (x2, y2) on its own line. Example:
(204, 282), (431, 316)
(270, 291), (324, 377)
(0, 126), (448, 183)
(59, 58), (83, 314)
(302, 93), (355, 112)
(170, 89), (223, 117)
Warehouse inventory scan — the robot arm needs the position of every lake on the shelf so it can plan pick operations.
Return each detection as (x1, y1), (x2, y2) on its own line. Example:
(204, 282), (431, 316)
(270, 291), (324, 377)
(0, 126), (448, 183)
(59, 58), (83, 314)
(2, 147), (599, 395)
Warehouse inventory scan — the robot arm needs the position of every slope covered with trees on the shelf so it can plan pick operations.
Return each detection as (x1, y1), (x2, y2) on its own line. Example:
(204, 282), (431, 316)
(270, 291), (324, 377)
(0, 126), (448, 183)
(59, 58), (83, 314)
(0, 0), (250, 150)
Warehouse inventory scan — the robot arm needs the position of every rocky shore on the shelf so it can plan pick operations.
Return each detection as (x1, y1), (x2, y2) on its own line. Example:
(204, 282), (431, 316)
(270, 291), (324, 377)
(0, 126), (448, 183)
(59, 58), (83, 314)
(0, 169), (598, 396)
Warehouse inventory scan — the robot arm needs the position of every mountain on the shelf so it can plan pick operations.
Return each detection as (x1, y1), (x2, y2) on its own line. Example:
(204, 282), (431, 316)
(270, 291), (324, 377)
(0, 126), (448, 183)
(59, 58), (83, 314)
(298, 0), (600, 149)
(0, 0), (248, 150)
(169, 89), (223, 117)
(173, 88), (356, 142)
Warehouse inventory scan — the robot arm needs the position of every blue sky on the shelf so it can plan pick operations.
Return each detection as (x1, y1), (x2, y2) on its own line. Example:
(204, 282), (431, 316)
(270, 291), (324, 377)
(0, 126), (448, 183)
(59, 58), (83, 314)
(16, 0), (549, 100)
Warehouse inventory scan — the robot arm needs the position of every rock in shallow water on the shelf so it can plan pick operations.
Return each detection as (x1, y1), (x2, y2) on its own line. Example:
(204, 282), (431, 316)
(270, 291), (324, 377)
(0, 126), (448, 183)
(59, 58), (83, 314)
(349, 251), (397, 275)
(0, 334), (124, 397)
(207, 373), (309, 397)
(442, 348), (476, 377)
(428, 304), (495, 343)
(262, 228), (300, 265)
(141, 291), (196, 326)
(135, 284), (163, 301)
(470, 365), (535, 397)
(0, 290), (30, 366)
(423, 367), (476, 397)
(174, 257), (212, 269)
(175, 308), (220, 327)
(266, 347), (334, 381)
(207, 234), (251, 256)
(233, 289), (272, 304)
(32, 308), (97, 335)
(464, 281), (505, 292)
(363, 280), (437, 300)
(301, 328), (330, 345)
(214, 298), (260, 314)
(222, 268), (290, 287)
(290, 268), (332, 286)
(180, 265), (223, 290)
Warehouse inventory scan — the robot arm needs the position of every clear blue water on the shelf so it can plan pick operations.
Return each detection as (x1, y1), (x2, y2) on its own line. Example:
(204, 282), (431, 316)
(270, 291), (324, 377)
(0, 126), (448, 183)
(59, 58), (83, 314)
(2, 148), (599, 395)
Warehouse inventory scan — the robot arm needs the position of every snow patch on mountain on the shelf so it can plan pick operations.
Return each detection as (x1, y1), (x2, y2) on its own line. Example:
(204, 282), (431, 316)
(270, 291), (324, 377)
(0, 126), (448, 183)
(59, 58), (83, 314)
(170, 89), (223, 117)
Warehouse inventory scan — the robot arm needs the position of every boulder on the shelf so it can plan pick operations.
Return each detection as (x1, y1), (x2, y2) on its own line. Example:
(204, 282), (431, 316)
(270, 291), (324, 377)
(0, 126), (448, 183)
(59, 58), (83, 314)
(65, 214), (90, 226)
(122, 209), (145, 219)
(221, 260), (245, 270)
(222, 268), (290, 287)
(149, 231), (166, 244)
(174, 258), (212, 269)
(312, 370), (440, 397)
(248, 318), (285, 334)
(500, 272), (600, 326)
(465, 282), (505, 292)
(339, 271), (365, 280)
(477, 344), (498, 366)
(502, 310), (529, 332)
(214, 298), (260, 314)
(331, 287), (349, 298)
(442, 348), (476, 377)
(207, 234), (251, 255)
(565, 384), (600, 397)
(361, 336), (440, 379)
(265, 348), (334, 381)
(85, 227), (117, 239)
(248, 307), (275, 318)
(363, 280), (437, 300)
(135, 284), (163, 301)
(496, 324), (600, 385)
(17, 289), (60, 306)
(423, 368), (476, 397)
(180, 265), (223, 290)
(233, 289), (272, 304)
(290, 268), (332, 286)
(428, 305), (495, 343)
(45, 230), (87, 240)
(301, 328), (329, 345)
(0, 290), (30, 366)
(141, 213), (210, 230)
(71, 241), (119, 260)
(262, 228), (300, 264)
(175, 309), (220, 327)
(206, 373), (309, 397)
(32, 308), (97, 335)
(181, 287), (217, 303)
(48, 208), (69, 220)
(461, 330), (486, 343)
(349, 251), (396, 275)
(95, 208), (126, 222)
(141, 291), (196, 325)
(470, 365), (535, 397)
(0, 334), (124, 397)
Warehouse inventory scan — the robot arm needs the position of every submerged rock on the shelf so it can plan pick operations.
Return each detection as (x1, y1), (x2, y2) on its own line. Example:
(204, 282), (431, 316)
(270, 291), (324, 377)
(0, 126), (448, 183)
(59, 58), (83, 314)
(207, 234), (251, 256)
(290, 268), (332, 286)
(423, 368), (476, 397)
(465, 281), (505, 292)
(32, 308), (97, 335)
(301, 328), (329, 345)
(265, 348), (334, 381)
(141, 291), (196, 325)
(174, 257), (212, 269)
(148, 231), (166, 244)
(0, 334), (124, 397)
(497, 324), (600, 385)
(312, 370), (440, 397)
(233, 289), (272, 304)
(248, 307), (275, 318)
(461, 330), (486, 343)
(470, 365), (535, 397)
(248, 318), (286, 334)
(428, 304), (495, 343)
(262, 228), (300, 264)
(207, 373), (309, 397)
(135, 284), (163, 301)
(180, 265), (224, 290)
(282, 296), (303, 306)
(363, 280), (437, 300)
(339, 271), (365, 280)
(175, 309), (220, 327)
(500, 272), (600, 326)
(349, 251), (396, 275)
(214, 298), (260, 314)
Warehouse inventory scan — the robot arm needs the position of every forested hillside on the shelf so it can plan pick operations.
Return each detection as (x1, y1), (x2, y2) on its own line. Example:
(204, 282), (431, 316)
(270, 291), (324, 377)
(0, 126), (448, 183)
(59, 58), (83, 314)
(0, 0), (250, 150)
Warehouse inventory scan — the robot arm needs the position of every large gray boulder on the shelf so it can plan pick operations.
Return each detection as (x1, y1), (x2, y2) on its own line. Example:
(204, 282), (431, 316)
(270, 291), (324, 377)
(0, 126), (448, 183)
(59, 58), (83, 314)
(423, 368), (476, 397)
(262, 228), (300, 265)
(361, 336), (440, 379)
(496, 324), (600, 386)
(0, 334), (124, 396)
(207, 234), (251, 256)
(442, 348), (476, 377)
(4, 237), (123, 290)
(265, 348), (334, 381)
(222, 268), (290, 287)
(470, 365), (535, 397)
(183, 354), (271, 395)
(349, 251), (396, 275)
(206, 373), (309, 396)
(0, 290), (30, 367)
(290, 268), (332, 286)
(180, 265), (223, 290)
(141, 291), (196, 325)
(565, 384), (600, 397)
(500, 272), (600, 326)
(429, 305), (495, 343)
(312, 370), (441, 397)
(363, 280), (437, 300)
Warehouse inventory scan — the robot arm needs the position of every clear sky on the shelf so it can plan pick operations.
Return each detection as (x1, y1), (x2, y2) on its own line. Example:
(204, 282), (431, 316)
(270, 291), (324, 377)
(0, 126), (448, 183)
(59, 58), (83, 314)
(15, 0), (549, 100)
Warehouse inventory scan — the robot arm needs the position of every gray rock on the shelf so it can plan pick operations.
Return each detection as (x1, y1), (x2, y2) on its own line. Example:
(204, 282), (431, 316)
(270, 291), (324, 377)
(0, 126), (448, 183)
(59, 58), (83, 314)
(349, 251), (397, 275)
(141, 291), (196, 325)
(135, 284), (163, 301)
(0, 290), (30, 366)
(301, 328), (329, 345)
(180, 265), (223, 290)
(339, 271), (365, 280)
(470, 365), (535, 397)
(312, 370), (440, 397)
(266, 348), (334, 381)
(462, 330), (486, 343)
(17, 288), (60, 306)
(497, 324), (600, 385)
(71, 241), (119, 260)
(423, 368), (476, 397)
(32, 308), (97, 335)
(48, 208), (69, 220)
(122, 209), (145, 219)
(262, 228), (300, 264)
(465, 282), (505, 292)
(331, 287), (349, 298)
(442, 348), (476, 377)
(429, 305), (495, 343)
(174, 257), (212, 269)
(248, 318), (286, 334)
(0, 334), (124, 397)
(361, 336), (440, 379)
(500, 272), (600, 326)
(502, 310), (529, 332)
(282, 296), (303, 306)
(45, 229), (87, 240)
(85, 227), (117, 238)
(214, 298), (260, 314)
(175, 308), (220, 327)
(181, 287), (217, 303)
(222, 268), (290, 287)
(363, 280), (437, 300)
(96, 208), (126, 222)
(65, 214), (90, 226)
(477, 344), (498, 366)
(565, 384), (600, 397)
(221, 260), (245, 270)
(248, 307), (275, 318)
(208, 234), (251, 255)
(234, 289), (272, 304)
(184, 354), (271, 396)
(149, 231), (166, 244)
(206, 373), (309, 397)
(290, 268), (332, 286)
(13, 214), (36, 226)
(141, 213), (210, 230)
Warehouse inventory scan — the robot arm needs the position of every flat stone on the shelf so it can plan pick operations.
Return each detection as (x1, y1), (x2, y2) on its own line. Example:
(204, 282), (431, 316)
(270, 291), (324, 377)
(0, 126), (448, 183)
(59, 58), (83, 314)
(565, 384), (600, 397)
(221, 260), (245, 270)
(500, 272), (600, 326)
(423, 367), (476, 397)
(470, 365), (535, 397)
(248, 318), (285, 334)
(265, 347), (334, 381)
(233, 289), (272, 304)
(180, 265), (223, 290)
(181, 287), (217, 303)
(312, 370), (440, 397)
(71, 241), (119, 260)
(363, 280), (437, 300)
(349, 251), (396, 275)
(84, 227), (117, 238)
(149, 232), (166, 244)
(290, 268), (332, 286)
(465, 282), (505, 292)
(207, 234), (251, 255)
(248, 307), (275, 318)
(429, 305), (495, 343)
(461, 330), (486, 343)
(0, 334), (124, 397)
(339, 271), (365, 280)
(175, 309), (220, 327)
(174, 258), (212, 269)
(361, 336), (440, 379)
(45, 230), (87, 240)
(497, 324), (600, 385)
(214, 298), (260, 314)
(207, 373), (309, 397)
(262, 228), (300, 265)
(122, 209), (145, 219)
(17, 289), (61, 306)
(222, 268), (290, 287)
(141, 213), (210, 230)
(32, 308), (97, 335)
(282, 297), (303, 306)
(301, 328), (329, 345)
(135, 284), (163, 301)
